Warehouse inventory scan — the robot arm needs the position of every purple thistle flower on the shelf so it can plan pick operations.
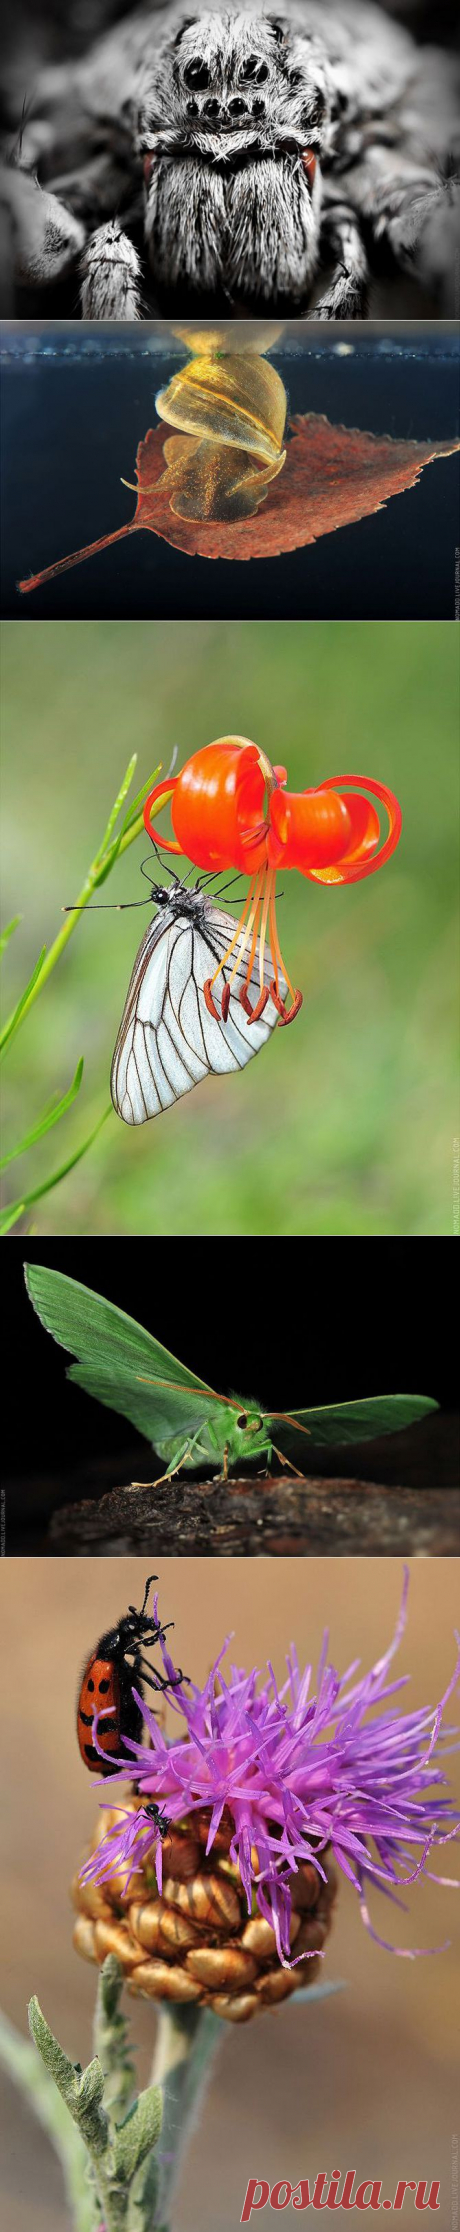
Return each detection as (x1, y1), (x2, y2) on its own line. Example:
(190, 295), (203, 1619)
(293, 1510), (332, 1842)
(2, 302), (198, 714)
(80, 1571), (459, 1968)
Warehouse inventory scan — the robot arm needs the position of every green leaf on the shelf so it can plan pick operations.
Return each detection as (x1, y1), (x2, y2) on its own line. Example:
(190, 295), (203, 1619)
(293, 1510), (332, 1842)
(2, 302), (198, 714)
(0, 1058), (84, 1171)
(92, 833), (124, 887)
(0, 946), (46, 1056)
(2, 1108), (110, 1232)
(28, 1997), (81, 2112)
(0, 1200), (26, 1233)
(29, 2001), (110, 2158)
(127, 2150), (160, 2232)
(0, 916), (21, 958)
(96, 753), (138, 858)
(91, 761), (162, 888)
(117, 765), (163, 833)
(271, 1394), (439, 1453)
(112, 2085), (162, 2184)
(0, 2007), (93, 2232)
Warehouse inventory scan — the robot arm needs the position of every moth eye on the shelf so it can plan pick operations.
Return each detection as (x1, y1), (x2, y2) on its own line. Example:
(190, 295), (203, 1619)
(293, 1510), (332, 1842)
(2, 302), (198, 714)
(237, 1412), (248, 1428)
(183, 58), (211, 90)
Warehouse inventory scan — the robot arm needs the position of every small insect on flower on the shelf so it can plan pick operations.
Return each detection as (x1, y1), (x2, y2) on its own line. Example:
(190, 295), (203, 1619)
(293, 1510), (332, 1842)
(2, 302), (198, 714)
(25, 1264), (438, 1490)
(76, 1574), (184, 1776)
(143, 1802), (171, 1841)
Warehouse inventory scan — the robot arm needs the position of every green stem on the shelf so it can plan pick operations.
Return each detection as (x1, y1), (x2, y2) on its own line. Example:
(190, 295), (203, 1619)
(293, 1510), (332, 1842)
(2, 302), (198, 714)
(93, 1959), (136, 2128)
(2, 770), (165, 1054)
(150, 2004), (223, 2230)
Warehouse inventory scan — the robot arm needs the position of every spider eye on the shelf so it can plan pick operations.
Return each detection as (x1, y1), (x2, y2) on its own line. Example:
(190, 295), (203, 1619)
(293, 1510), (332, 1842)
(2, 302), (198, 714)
(183, 58), (211, 90)
(240, 56), (269, 83)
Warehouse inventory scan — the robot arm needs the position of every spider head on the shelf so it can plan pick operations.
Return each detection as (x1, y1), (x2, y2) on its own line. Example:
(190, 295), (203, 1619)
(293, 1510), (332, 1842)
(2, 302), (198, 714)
(137, 13), (333, 309)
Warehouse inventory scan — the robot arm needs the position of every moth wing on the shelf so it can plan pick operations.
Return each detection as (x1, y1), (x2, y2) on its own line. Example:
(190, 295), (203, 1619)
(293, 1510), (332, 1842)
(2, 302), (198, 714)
(60, 1366), (220, 1448)
(111, 903), (284, 1126)
(269, 1394), (438, 1454)
(24, 1263), (221, 1444)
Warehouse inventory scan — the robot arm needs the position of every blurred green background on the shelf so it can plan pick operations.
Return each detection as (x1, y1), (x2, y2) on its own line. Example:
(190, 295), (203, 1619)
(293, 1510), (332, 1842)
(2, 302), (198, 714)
(1, 618), (458, 1235)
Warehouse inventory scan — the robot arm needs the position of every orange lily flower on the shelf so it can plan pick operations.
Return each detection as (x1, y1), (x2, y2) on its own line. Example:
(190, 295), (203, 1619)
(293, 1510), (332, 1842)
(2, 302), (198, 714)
(144, 737), (402, 1026)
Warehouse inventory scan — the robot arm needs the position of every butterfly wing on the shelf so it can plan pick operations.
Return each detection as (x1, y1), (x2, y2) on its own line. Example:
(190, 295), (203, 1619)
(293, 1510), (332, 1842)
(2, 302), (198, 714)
(111, 899), (284, 1124)
(269, 1394), (438, 1459)
(24, 1263), (223, 1446)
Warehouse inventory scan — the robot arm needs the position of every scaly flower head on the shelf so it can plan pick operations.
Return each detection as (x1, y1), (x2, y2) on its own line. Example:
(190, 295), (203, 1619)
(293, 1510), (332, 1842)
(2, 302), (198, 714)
(80, 1574), (459, 1972)
(143, 736), (402, 1023)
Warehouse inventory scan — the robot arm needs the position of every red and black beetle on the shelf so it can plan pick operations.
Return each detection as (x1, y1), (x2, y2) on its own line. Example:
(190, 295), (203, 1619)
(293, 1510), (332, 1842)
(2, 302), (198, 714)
(77, 1574), (182, 1775)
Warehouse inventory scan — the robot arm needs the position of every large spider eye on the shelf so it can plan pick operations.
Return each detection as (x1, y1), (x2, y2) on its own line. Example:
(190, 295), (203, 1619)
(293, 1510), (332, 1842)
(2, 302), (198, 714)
(183, 58), (211, 90)
(240, 56), (269, 83)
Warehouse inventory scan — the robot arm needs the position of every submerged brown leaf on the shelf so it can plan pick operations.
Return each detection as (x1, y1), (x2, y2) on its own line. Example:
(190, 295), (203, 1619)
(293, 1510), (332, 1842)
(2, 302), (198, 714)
(18, 414), (459, 592)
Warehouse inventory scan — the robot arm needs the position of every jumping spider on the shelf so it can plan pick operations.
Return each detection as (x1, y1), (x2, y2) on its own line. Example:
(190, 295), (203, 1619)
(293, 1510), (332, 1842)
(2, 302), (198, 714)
(1, 1), (459, 317)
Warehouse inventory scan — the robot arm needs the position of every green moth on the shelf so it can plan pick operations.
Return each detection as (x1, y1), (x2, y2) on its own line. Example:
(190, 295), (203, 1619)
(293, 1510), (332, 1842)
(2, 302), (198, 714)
(24, 1263), (437, 1485)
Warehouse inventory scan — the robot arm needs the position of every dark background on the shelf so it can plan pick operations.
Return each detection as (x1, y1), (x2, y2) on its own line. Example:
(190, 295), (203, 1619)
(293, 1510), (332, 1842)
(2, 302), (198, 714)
(3, 0), (460, 73)
(4, 1240), (457, 1482)
(1, 341), (459, 620)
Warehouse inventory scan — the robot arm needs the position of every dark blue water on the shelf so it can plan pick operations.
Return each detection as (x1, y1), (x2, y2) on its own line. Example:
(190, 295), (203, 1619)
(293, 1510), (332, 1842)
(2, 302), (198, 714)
(1, 333), (459, 618)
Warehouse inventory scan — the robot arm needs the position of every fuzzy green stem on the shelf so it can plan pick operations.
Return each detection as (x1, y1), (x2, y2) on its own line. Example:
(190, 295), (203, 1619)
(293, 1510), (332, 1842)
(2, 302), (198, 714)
(93, 1959), (136, 2126)
(149, 2003), (223, 2230)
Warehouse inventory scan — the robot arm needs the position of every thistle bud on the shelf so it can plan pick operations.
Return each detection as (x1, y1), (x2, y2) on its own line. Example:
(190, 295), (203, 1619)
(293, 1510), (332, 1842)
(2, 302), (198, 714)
(72, 1804), (338, 2023)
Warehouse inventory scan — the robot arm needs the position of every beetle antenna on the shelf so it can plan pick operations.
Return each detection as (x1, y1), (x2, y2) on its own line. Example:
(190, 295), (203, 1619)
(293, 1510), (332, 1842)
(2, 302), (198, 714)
(140, 1573), (159, 1616)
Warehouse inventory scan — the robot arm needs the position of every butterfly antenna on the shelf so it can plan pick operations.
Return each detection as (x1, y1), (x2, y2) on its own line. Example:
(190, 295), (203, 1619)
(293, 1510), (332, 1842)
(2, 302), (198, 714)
(142, 841), (188, 893)
(62, 898), (152, 911)
(164, 745), (179, 780)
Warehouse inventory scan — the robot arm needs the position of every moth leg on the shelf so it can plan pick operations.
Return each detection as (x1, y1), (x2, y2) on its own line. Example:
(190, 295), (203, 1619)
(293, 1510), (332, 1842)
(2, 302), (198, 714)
(80, 221), (142, 320)
(309, 202), (368, 319)
(208, 1444), (231, 1485)
(270, 1442), (306, 1479)
(128, 1436), (197, 1490)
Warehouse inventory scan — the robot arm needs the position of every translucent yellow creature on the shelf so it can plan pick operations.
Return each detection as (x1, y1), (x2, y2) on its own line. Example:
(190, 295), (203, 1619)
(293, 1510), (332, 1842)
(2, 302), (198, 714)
(154, 323), (287, 522)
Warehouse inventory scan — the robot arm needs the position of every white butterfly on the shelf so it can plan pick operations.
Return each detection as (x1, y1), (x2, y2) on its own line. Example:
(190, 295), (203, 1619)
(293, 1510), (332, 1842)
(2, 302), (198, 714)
(111, 880), (284, 1124)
